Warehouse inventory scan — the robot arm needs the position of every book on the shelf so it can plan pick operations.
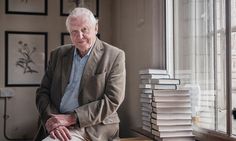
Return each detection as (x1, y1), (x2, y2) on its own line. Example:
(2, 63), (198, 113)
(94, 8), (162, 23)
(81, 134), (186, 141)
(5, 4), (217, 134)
(141, 111), (151, 117)
(142, 115), (151, 121)
(152, 95), (190, 102)
(140, 93), (152, 98)
(152, 124), (192, 132)
(151, 118), (192, 126)
(141, 88), (153, 94)
(152, 101), (191, 108)
(153, 89), (189, 96)
(141, 103), (152, 109)
(154, 136), (195, 141)
(153, 84), (177, 90)
(139, 84), (177, 90)
(142, 125), (151, 132)
(143, 120), (151, 127)
(140, 74), (170, 79)
(141, 106), (152, 112)
(139, 69), (168, 74)
(151, 112), (192, 120)
(152, 129), (193, 138)
(141, 78), (180, 85)
(140, 97), (152, 103)
(152, 107), (191, 114)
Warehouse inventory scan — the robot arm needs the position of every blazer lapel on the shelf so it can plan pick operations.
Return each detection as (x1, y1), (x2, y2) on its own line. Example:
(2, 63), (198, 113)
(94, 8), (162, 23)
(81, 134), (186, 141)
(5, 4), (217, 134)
(79, 39), (104, 93)
(61, 46), (74, 96)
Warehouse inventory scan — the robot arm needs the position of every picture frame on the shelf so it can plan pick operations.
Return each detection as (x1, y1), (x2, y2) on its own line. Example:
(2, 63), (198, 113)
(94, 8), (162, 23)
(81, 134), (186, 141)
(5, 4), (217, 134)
(5, 0), (48, 15)
(5, 31), (48, 87)
(60, 0), (99, 17)
(61, 32), (71, 45)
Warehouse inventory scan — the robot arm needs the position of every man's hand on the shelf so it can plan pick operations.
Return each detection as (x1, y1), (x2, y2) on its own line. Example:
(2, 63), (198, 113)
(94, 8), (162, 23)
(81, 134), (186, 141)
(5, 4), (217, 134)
(49, 126), (71, 141)
(45, 113), (77, 140)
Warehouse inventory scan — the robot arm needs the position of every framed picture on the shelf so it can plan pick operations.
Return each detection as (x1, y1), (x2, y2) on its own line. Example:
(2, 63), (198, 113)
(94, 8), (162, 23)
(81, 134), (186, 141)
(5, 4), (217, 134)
(61, 32), (71, 45)
(5, 0), (48, 15)
(5, 31), (48, 87)
(60, 0), (99, 17)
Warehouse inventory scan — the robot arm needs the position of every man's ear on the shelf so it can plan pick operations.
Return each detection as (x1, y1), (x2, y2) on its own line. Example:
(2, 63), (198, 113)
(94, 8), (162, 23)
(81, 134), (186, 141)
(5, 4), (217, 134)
(95, 23), (98, 34)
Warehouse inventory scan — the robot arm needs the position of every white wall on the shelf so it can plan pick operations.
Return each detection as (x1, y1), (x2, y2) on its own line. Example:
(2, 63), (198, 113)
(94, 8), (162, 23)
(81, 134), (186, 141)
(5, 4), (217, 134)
(0, 0), (165, 140)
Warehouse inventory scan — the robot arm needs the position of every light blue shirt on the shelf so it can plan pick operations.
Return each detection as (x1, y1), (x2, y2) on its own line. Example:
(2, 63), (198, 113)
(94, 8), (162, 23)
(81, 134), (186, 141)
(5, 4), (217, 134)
(60, 47), (92, 113)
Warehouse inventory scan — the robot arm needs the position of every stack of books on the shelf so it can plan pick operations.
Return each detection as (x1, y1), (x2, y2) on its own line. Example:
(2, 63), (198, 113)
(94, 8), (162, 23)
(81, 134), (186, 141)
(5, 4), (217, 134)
(139, 69), (195, 141)
(151, 90), (195, 141)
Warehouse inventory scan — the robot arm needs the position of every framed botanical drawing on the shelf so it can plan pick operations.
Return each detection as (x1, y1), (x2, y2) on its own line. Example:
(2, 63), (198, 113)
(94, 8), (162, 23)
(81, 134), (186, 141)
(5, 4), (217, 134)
(61, 32), (71, 45)
(5, 31), (48, 87)
(5, 0), (48, 15)
(60, 0), (99, 17)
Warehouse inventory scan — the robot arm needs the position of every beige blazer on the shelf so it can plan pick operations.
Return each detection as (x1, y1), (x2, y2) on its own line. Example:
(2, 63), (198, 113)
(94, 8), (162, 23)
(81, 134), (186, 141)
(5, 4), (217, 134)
(35, 39), (126, 141)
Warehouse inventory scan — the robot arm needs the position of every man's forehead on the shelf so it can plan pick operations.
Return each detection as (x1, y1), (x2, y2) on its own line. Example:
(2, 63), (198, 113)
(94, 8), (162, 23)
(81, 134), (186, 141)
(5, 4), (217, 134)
(70, 16), (90, 23)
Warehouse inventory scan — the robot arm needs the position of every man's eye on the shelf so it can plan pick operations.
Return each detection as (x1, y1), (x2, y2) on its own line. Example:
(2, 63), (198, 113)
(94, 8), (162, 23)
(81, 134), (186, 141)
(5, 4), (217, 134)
(81, 28), (88, 33)
(71, 31), (78, 35)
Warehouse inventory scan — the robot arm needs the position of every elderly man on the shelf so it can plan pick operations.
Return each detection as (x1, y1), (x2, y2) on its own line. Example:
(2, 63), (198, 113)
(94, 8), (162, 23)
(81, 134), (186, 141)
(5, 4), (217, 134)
(34, 7), (126, 141)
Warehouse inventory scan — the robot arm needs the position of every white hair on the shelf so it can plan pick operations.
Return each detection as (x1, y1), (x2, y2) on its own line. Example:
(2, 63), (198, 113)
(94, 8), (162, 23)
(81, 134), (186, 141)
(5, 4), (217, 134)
(66, 7), (98, 32)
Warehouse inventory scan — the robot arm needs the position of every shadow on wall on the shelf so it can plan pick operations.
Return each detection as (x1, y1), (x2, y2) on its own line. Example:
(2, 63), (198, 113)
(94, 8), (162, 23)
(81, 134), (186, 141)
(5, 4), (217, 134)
(118, 94), (134, 138)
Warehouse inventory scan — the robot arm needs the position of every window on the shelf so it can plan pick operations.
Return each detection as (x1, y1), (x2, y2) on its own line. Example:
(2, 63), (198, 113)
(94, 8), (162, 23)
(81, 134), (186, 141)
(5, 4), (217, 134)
(166, 0), (236, 139)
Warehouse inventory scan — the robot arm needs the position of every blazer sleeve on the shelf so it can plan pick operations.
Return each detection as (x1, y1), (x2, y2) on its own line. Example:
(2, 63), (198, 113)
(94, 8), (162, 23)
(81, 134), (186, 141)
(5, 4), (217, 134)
(75, 50), (126, 127)
(36, 50), (59, 125)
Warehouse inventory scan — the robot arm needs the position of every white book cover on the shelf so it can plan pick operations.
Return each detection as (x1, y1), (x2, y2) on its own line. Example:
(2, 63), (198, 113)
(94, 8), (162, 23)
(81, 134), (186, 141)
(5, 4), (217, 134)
(140, 74), (170, 79)
(142, 111), (151, 117)
(152, 101), (191, 108)
(141, 106), (152, 112)
(139, 84), (177, 90)
(152, 124), (192, 132)
(154, 136), (195, 141)
(143, 120), (151, 127)
(141, 88), (153, 94)
(142, 115), (151, 121)
(153, 95), (190, 102)
(139, 84), (152, 89)
(140, 93), (152, 98)
(151, 118), (192, 126)
(140, 97), (152, 103)
(142, 125), (151, 132)
(153, 90), (189, 95)
(151, 129), (193, 138)
(139, 69), (168, 75)
(151, 112), (192, 120)
(153, 84), (177, 90)
(141, 79), (180, 85)
(152, 107), (191, 114)
(141, 103), (152, 109)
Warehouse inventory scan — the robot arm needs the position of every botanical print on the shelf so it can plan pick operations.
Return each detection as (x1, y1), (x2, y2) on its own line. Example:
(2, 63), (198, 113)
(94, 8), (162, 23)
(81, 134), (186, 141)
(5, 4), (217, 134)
(16, 41), (38, 73)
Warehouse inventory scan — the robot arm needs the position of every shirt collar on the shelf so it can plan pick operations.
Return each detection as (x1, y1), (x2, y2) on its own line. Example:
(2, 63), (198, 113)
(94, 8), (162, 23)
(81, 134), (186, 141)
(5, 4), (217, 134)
(73, 44), (94, 58)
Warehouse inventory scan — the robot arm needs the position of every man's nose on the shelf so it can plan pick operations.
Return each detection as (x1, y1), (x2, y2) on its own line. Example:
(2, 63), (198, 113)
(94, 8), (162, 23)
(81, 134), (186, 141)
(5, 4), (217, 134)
(76, 31), (84, 39)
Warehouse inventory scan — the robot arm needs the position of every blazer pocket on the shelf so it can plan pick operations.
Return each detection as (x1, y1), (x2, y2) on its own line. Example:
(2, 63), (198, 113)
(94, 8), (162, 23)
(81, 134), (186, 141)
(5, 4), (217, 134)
(102, 113), (120, 124)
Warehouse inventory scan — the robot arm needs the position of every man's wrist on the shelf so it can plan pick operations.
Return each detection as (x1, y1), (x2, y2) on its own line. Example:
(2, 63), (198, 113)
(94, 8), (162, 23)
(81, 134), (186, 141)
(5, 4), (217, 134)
(69, 112), (77, 125)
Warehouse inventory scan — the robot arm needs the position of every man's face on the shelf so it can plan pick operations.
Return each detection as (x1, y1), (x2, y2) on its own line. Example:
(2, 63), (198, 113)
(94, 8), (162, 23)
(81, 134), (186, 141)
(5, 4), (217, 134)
(68, 17), (97, 52)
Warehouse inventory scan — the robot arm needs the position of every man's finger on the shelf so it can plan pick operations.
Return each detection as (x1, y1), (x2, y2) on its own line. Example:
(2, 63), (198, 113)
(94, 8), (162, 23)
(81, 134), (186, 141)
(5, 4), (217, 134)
(55, 129), (64, 141)
(49, 130), (56, 139)
(62, 126), (71, 140)
(58, 127), (69, 141)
